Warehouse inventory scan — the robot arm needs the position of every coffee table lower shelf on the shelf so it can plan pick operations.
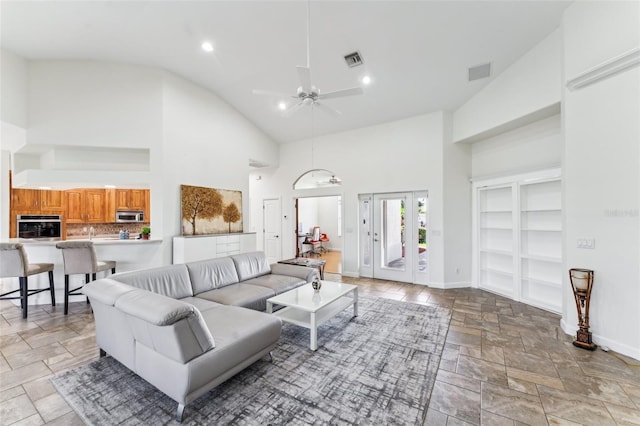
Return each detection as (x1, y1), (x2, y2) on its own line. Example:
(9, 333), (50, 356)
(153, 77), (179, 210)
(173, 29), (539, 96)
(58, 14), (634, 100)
(273, 296), (354, 328)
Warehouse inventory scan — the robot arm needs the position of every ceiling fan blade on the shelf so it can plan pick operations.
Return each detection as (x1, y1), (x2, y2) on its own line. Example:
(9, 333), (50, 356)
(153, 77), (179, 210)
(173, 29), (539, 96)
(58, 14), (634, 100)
(252, 89), (295, 98)
(314, 101), (342, 117)
(282, 101), (304, 117)
(317, 86), (364, 100)
(296, 66), (312, 92)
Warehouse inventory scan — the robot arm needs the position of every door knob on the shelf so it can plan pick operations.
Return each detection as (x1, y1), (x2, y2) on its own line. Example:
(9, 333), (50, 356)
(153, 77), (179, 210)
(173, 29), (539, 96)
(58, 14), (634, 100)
(275, 235), (279, 238)
(374, 238), (379, 242)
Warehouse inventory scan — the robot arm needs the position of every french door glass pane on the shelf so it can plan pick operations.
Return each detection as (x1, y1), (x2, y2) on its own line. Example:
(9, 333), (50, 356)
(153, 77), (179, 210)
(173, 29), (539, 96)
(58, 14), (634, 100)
(381, 199), (405, 270)
(417, 196), (427, 273)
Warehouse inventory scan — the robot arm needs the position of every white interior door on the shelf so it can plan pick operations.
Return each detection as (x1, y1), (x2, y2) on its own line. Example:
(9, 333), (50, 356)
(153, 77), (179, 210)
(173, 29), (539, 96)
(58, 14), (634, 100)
(372, 192), (414, 282)
(263, 198), (281, 263)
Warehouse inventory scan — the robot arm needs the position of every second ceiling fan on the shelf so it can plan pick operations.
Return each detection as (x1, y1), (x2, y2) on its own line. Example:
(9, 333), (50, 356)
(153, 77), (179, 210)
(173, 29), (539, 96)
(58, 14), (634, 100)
(253, 1), (363, 117)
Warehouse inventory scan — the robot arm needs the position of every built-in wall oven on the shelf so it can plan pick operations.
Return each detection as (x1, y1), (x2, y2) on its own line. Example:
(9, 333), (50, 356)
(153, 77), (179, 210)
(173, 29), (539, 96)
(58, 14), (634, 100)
(17, 215), (63, 240)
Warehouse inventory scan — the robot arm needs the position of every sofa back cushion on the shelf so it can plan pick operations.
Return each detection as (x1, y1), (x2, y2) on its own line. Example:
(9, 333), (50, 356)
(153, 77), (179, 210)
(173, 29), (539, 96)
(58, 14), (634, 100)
(230, 251), (271, 281)
(111, 264), (193, 299)
(186, 257), (240, 294)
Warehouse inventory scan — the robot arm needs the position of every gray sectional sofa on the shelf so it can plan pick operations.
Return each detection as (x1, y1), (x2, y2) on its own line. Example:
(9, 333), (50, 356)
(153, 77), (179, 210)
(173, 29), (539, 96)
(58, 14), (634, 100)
(82, 251), (317, 421)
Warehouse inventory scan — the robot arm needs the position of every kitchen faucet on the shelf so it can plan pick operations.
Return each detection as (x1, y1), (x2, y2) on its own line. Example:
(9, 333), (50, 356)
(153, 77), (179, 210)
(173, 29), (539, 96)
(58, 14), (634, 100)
(89, 226), (95, 240)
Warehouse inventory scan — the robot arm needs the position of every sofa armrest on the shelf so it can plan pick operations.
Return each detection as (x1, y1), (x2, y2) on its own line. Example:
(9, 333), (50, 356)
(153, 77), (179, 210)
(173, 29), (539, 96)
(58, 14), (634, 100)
(270, 263), (318, 282)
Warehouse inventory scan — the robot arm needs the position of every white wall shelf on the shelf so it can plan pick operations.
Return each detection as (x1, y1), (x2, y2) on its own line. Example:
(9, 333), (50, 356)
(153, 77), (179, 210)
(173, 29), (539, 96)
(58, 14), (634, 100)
(473, 169), (562, 313)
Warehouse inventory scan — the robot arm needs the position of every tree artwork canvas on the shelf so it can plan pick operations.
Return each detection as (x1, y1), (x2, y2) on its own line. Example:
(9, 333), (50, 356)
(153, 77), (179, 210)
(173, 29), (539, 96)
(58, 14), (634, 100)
(181, 185), (243, 235)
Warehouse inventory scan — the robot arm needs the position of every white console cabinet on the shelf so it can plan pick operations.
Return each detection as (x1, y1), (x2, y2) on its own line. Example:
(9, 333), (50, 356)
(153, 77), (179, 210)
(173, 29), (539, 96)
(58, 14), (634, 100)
(473, 169), (562, 313)
(173, 233), (256, 264)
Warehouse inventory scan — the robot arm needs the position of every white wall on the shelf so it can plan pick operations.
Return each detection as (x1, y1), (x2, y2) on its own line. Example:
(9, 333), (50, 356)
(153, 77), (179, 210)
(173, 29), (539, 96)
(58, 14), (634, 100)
(159, 72), (279, 264)
(27, 61), (164, 149)
(453, 29), (561, 143)
(316, 196), (341, 251)
(252, 111), (464, 285)
(471, 114), (562, 178)
(0, 49), (28, 128)
(297, 197), (319, 236)
(562, 1), (640, 359)
(442, 113), (472, 285)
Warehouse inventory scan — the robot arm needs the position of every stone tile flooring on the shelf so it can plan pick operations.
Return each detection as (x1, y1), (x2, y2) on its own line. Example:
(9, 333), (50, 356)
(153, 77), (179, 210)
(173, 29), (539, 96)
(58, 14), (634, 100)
(1, 275), (639, 425)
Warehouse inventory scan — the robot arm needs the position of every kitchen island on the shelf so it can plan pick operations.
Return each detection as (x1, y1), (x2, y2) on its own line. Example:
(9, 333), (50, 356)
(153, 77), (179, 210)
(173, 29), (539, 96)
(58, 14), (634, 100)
(1, 237), (163, 306)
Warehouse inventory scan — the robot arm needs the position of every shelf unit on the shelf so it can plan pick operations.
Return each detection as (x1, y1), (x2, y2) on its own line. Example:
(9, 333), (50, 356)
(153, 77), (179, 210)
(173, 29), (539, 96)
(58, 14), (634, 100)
(477, 185), (515, 298)
(519, 179), (562, 313)
(473, 169), (562, 314)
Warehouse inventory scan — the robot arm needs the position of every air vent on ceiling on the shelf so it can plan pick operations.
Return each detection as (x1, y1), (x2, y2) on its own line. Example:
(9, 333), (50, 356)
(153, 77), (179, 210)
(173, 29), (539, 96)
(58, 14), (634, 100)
(344, 51), (364, 67)
(468, 63), (492, 81)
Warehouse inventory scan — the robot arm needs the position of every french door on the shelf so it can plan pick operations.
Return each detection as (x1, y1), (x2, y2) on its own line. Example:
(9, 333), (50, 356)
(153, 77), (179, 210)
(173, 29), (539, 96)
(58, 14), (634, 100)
(359, 191), (428, 284)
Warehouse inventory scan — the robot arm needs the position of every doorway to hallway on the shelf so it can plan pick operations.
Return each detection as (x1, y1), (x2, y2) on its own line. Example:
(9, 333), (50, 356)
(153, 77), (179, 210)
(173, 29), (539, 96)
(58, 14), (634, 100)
(359, 191), (428, 284)
(295, 195), (342, 274)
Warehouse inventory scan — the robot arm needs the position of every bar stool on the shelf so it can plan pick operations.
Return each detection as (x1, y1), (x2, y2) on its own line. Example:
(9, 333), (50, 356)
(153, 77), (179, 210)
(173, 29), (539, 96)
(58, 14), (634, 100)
(0, 243), (56, 319)
(55, 241), (116, 315)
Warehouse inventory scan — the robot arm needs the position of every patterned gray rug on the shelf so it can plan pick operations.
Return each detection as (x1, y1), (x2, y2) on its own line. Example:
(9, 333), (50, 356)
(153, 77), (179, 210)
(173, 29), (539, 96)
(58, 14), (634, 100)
(52, 296), (451, 425)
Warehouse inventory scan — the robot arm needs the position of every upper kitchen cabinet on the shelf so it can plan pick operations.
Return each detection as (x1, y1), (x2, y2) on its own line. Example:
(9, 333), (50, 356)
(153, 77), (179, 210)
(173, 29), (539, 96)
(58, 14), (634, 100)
(12, 188), (65, 213)
(115, 189), (146, 211)
(66, 189), (107, 223)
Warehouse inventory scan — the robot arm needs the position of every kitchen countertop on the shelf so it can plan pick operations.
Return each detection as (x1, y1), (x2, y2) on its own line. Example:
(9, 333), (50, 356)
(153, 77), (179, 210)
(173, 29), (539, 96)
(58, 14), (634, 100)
(3, 236), (162, 245)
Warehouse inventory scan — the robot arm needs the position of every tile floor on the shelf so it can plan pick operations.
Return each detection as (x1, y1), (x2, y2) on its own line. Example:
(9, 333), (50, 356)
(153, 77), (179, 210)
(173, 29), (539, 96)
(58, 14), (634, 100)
(1, 276), (639, 425)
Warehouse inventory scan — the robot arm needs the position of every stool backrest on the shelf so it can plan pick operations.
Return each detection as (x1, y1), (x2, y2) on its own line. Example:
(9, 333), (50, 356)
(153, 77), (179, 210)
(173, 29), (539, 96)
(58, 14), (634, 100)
(56, 241), (98, 274)
(0, 243), (28, 277)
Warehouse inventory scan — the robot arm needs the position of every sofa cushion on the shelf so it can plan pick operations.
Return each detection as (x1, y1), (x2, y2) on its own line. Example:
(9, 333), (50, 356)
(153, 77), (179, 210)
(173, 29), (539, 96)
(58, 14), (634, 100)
(112, 264), (193, 299)
(186, 257), (239, 294)
(179, 296), (223, 313)
(243, 274), (305, 295)
(230, 251), (271, 281)
(197, 283), (274, 311)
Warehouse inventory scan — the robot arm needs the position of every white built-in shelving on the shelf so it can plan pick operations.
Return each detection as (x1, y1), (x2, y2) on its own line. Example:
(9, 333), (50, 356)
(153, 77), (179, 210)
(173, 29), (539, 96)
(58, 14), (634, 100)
(473, 169), (562, 313)
(519, 179), (562, 312)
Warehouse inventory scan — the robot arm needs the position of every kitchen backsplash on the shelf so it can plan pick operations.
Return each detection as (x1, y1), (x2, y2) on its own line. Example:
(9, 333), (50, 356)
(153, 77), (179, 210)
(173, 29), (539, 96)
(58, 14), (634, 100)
(66, 222), (151, 238)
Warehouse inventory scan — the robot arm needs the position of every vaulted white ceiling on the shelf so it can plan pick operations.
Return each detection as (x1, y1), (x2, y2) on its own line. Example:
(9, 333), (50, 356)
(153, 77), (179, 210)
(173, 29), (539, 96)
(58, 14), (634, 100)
(1, 1), (571, 144)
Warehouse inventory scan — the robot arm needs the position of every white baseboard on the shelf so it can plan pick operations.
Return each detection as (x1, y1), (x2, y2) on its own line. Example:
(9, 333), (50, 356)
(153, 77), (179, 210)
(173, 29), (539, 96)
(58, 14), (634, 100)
(561, 319), (640, 361)
(340, 271), (359, 278)
(428, 281), (471, 290)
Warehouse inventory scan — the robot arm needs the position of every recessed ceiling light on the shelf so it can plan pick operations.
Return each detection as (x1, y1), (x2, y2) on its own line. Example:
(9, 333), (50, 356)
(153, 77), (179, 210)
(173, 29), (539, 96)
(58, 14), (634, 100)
(361, 75), (372, 85)
(278, 102), (287, 111)
(201, 41), (214, 53)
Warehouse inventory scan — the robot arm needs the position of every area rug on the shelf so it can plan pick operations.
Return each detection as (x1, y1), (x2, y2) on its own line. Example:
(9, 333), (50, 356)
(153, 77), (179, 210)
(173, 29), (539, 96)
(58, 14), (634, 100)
(52, 296), (451, 425)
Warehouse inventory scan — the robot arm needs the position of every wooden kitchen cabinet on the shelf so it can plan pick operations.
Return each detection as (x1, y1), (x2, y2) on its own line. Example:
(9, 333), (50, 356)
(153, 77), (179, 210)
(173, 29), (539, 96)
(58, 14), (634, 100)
(11, 188), (64, 213)
(115, 189), (146, 210)
(66, 189), (107, 223)
(40, 190), (65, 212)
(12, 189), (41, 211)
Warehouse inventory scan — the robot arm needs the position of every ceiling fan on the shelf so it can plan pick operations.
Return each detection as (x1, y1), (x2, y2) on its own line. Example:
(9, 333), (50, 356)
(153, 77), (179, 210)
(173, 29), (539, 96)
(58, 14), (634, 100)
(252, 1), (363, 117)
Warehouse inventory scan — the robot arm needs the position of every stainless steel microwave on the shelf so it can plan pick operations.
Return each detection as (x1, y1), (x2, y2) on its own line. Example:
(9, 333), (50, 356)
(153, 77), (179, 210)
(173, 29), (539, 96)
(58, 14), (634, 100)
(116, 210), (144, 223)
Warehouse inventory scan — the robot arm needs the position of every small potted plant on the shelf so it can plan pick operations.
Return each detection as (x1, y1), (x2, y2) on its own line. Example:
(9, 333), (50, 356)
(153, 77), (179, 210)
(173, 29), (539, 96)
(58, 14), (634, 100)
(141, 227), (151, 240)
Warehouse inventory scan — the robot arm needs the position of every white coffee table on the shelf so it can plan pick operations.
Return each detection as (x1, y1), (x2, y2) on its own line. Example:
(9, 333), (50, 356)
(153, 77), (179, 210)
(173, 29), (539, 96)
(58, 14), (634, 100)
(266, 281), (358, 351)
